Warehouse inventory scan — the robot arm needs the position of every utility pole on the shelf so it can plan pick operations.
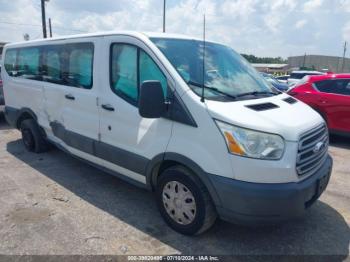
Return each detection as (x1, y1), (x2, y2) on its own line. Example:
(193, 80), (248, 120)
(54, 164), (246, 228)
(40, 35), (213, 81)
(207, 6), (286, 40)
(341, 41), (347, 72)
(163, 0), (166, 33)
(41, 0), (47, 38)
(302, 53), (306, 68)
(49, 18), (53, 37)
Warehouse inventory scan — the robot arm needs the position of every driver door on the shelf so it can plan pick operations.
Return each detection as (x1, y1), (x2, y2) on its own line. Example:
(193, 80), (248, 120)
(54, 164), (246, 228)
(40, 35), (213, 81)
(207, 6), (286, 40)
(97, 36), (173, 182)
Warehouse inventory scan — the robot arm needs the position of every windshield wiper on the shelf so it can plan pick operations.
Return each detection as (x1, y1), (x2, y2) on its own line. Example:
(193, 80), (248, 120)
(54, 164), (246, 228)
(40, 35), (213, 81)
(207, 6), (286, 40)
(236, 91), (280, 98)
(187, 80), (237, 100)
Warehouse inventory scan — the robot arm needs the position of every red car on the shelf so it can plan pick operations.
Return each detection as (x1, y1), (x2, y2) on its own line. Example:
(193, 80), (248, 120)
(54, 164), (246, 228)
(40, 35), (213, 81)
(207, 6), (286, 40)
(288, 74), (350, 136)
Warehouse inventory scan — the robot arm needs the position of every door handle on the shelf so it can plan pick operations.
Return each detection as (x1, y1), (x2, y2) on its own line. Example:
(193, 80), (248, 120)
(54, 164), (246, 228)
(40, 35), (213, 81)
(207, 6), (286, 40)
(65, 94), (75, 100)
(101, 104), (115, 111)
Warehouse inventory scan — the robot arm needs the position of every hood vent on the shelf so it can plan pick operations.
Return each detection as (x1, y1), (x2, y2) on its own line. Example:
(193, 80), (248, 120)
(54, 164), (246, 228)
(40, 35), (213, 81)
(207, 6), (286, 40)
(245, 102), (279, 111)
(283, 97), (298, 104)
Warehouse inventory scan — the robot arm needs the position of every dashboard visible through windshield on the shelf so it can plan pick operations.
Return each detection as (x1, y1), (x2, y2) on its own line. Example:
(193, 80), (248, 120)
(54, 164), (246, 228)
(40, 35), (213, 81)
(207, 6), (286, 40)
(151, 37), (276, 101)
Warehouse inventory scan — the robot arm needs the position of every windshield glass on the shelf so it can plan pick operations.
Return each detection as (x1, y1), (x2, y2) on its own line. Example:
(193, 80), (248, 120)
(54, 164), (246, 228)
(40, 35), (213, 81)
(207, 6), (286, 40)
(262, 73), (279, 84)
(151, 38), (275, 101)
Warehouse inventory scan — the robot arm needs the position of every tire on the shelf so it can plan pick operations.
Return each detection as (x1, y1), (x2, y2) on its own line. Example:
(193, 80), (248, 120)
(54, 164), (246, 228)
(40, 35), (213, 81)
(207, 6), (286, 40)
(156, 165), (217, 235)
(20, 119), (49, 153)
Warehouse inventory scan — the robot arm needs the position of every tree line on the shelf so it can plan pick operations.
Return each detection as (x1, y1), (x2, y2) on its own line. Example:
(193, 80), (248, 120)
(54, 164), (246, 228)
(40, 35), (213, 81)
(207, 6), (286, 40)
(241, 54), (287, 64)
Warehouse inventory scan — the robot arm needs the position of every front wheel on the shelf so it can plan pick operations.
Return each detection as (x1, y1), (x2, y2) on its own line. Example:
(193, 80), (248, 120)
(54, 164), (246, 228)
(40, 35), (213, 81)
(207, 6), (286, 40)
(156, 166), (217, 235)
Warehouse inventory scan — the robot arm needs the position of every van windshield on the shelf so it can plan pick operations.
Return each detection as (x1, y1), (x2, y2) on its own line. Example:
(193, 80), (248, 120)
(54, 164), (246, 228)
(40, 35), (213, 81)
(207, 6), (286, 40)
(151, 38), (276, 101)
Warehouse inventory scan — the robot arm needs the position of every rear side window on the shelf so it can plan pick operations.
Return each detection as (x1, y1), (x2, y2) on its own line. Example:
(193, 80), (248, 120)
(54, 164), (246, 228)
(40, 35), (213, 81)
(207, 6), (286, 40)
(4, 49), (17, 76)
(4, 43), (94, 89)
(42, 43), (94, 88)
(110, 44), (167, 106)
(44, 48), (62, 84)
(17, 47), (40, 79)
(67, 44), (94, 89)
(315, 79), (350, 96)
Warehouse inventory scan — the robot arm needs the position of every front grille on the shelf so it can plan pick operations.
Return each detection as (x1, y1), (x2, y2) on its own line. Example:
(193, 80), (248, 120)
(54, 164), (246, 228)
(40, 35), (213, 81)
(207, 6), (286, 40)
(296, 124), (328, 177)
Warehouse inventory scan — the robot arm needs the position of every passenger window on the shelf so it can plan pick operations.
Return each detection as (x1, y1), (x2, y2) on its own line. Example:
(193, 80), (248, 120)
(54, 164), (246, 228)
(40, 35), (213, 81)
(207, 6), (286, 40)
(334, 80), (350, 95)
(139, 50), (167, 97)
(68, 45), (93, 88)
(45, 49), (62, 84)
(17, 48), (40, 80)
(315, 80), (332, 93)
(315, 79), (350, 95)
(42, 43), (93, 88)
(4, 49), (17, 76)
(346, 82), (350, 94)
(111, 44), (138, 102)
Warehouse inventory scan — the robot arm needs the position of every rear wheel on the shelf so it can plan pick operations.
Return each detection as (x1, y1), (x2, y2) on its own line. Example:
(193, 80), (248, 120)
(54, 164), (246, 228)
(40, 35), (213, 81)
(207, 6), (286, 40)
(156, 166), (217, 235)
(20, 119), (49, 153)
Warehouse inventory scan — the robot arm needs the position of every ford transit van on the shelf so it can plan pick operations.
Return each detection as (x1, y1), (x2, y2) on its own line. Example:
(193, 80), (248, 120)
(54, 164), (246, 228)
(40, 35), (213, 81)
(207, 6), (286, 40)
(1, 32), (332, 235)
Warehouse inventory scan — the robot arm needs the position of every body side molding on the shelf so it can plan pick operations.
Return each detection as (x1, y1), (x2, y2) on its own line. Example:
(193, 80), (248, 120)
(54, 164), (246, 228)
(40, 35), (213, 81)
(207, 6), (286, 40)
(50, 121), (149, 176)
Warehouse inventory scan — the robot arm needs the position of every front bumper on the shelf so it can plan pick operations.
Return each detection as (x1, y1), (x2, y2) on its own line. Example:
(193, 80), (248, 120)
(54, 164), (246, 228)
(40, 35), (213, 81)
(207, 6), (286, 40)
(208, 155), (333, 225)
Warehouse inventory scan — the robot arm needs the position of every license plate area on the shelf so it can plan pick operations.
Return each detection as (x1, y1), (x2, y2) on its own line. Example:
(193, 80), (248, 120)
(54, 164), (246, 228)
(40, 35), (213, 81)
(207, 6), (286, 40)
(317, 173), (330, 197)
(305, 173), (330, 209)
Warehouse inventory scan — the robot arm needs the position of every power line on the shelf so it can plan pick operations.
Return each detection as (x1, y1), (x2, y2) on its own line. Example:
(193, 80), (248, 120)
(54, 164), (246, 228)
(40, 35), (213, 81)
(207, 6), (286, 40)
(0, 21), (45, 27)
(0, 21), (87, 33)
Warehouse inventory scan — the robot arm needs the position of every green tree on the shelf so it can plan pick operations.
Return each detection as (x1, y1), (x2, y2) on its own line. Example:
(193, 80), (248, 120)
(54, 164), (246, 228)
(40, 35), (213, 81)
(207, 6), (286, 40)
(241, 54), (287, 64)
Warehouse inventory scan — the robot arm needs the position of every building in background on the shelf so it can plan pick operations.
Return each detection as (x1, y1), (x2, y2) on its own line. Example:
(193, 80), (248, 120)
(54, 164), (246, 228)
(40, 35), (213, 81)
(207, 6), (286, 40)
(251, 63), (289, 75)
(288, 55), (350, 73)
(0, 42), (8, 61)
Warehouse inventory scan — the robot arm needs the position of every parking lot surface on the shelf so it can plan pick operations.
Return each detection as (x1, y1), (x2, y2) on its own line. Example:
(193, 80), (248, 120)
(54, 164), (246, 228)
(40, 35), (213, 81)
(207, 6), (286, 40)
(0, 113), (349, 257)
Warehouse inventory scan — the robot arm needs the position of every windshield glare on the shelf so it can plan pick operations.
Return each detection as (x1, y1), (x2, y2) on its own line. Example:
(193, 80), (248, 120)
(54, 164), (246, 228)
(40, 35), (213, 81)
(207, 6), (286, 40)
(151, 38), (274, 101)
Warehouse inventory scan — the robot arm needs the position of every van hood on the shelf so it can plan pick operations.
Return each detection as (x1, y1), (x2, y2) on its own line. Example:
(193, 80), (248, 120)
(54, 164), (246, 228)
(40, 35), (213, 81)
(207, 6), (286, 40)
(206, 93), (323, 141)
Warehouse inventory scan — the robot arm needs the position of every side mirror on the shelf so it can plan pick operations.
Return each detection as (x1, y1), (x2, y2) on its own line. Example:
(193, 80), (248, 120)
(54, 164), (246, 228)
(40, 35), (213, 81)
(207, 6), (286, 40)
(138, 81), (166, 118)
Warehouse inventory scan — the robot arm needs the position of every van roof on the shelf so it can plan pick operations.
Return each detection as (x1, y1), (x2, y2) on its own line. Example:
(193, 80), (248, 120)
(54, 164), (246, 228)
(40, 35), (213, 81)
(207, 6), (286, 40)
(4, 31), (211, 48)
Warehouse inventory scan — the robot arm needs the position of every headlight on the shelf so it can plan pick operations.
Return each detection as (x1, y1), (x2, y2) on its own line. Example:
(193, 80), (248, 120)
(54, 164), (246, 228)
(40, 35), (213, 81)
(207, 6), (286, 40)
(215, 120), (285, 160)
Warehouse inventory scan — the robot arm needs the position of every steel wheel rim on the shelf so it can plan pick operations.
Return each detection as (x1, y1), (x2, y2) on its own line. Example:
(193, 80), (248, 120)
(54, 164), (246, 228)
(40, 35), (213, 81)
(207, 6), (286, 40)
(162, 181), (196, 225)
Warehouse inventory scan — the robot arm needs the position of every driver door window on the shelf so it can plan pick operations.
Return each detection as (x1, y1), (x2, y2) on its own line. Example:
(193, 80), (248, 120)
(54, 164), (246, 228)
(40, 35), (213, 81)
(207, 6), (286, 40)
(110, 44), (167, 106)
(139, 50), (167, 97)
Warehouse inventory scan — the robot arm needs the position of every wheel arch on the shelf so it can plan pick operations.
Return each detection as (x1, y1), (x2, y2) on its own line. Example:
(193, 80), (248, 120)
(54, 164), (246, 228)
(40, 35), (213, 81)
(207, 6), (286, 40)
(146, 152), (222, 207)
(16, 108), (38, 129)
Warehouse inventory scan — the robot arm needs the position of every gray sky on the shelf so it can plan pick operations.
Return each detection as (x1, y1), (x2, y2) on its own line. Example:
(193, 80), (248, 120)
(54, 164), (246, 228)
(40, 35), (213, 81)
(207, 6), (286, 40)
(0, 0), (349, 58)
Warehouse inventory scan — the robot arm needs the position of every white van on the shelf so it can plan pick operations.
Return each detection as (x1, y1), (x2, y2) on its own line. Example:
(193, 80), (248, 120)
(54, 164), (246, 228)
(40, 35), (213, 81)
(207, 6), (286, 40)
(1, 32), (332, 235)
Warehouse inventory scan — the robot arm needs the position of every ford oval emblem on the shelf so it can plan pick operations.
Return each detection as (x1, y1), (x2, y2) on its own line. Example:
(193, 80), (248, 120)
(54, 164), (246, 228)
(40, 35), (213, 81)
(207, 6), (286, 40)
(313, 142), (325, 153)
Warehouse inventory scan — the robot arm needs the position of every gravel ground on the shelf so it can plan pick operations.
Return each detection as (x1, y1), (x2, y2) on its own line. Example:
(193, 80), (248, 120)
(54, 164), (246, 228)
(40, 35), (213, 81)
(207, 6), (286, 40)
(0, 113), (349, 257)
